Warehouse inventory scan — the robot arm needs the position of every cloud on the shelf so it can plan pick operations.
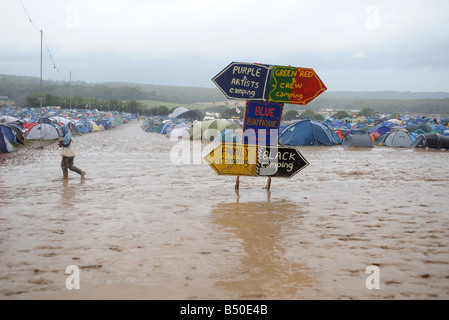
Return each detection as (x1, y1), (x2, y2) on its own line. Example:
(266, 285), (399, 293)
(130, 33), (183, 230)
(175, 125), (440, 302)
(1, 0), (448, 91)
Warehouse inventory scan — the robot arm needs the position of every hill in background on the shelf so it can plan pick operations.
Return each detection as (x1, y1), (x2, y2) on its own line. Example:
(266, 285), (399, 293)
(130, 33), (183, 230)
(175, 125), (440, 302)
(1, 74), (449, 116)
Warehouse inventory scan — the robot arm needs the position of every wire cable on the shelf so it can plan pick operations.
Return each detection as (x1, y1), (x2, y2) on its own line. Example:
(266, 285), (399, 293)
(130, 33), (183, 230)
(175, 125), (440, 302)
(18, 0), (67, 80)
(19, 0), (40, 31)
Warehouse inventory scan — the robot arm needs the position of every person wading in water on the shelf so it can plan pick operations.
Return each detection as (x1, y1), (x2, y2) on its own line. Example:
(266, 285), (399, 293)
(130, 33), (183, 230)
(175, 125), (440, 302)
(58, 125), (86, 179)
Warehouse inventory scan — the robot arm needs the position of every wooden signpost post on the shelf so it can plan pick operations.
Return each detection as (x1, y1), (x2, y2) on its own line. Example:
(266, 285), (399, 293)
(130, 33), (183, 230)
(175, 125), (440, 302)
(206, 61), (326, 189)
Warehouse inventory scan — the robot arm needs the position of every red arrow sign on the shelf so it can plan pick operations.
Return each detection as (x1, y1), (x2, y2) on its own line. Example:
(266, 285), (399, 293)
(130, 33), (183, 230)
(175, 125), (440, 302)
(267, 66), (326, 105)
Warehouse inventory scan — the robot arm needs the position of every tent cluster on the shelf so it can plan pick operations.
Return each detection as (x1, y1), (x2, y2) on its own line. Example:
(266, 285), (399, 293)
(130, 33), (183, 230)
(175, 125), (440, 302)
(142, 109), (449, 151)
(1, 106), (134, 153)
(280, 115), (449, 150)
(141, 116), (241, 142)
(141, 106), (241, 141)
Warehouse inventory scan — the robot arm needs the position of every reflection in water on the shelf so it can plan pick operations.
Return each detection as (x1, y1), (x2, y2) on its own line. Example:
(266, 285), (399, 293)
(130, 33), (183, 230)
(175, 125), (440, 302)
(60, 178), (84, 208)
(235, 189), (271, 203)
(210, 198), (314, 299)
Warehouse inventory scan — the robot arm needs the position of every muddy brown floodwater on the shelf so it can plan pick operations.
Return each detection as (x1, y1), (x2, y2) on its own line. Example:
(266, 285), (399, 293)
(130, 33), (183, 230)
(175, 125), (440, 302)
(1, 120), (448, 300)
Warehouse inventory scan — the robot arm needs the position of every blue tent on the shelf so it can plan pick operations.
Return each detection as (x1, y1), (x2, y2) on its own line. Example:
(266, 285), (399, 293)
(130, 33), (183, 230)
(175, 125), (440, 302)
(0, 124), (17, 144)
(159, 120), (174, 134)
(96, 119), (113, 130)
(78, 118), (93, 132)
(0, 128), (14, 153)
(76, 121), (89, 133)
(279, 119), (341, 146)
(431, 124), (447, 134)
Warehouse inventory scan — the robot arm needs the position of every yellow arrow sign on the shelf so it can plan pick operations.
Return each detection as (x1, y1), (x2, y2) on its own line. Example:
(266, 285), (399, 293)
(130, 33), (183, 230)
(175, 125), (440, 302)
(203, 143), (258, 176)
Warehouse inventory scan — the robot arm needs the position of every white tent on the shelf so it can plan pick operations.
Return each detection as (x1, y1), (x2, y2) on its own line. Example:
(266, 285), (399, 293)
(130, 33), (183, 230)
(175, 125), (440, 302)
(387, 119), (403, 125)
(168, 107), (190, 119)
(0, 115), (20, 123)
(49, 116), (70, 124)
(26, 123), (60, 140)
(384, 130), (413, 148)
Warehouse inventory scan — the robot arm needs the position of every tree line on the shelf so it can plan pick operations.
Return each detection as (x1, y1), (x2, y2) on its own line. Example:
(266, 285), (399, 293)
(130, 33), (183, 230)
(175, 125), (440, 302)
(24, 92), (146, 114)
(0, 74), (223, 106)
(2, 74), (449, 117)
(305, 97), (449, 116)
(23, 92), (183, 117)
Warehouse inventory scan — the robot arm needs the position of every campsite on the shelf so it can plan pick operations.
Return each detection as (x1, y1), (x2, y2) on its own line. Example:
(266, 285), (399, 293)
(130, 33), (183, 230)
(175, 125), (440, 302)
(140, 106), (449, 150)
(1, 106), (132, 153)
(1, 105), (449, 300)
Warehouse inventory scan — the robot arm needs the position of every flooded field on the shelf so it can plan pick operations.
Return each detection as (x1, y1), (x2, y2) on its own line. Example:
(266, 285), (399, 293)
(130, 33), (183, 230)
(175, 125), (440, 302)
(1, 120), (448, 299)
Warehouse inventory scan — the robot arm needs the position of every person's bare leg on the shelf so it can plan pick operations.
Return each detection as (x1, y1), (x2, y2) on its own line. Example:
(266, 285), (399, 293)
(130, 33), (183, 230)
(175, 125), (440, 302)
(263, 177), (271, 190)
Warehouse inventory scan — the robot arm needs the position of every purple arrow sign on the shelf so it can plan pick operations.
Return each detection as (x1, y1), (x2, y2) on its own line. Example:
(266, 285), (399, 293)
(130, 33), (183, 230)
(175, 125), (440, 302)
(211, 62), (272, 101)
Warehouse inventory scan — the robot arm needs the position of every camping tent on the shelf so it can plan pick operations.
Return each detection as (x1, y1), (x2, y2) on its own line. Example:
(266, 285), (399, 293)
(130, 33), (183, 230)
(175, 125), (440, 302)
(342, 134), (374, 148)
(279, 119), (341, 146)
(89, 121), (99, 131)
(169, 123), (191, 140)
(375, 133), (389, 145)
(1, 124), (17, 145)
(1, 123), (25, 144)
(22, 122), (38, 134)
(76, 122), (89, 133)
(78, 119), (93, 132)
(169, 107), (203, 120)
(431, 124), (448, 134)
(66, 121), (80, 135)
(367, 124), (393, 140)
(0, 115), (21, 124)
(158, 120), (174, 134)
(406, 123), (433, 134)
(26, 123), (60, 140)
(0, 128), (14, 153)
(50, 116), (70, 124)
(383, 130), (413, 148)
(409, 133), (449, 149)
(169, 107), (189, 118)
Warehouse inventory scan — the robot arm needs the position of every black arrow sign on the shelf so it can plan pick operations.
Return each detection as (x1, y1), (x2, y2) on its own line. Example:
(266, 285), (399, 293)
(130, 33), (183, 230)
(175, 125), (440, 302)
(256, 146), (309, 178)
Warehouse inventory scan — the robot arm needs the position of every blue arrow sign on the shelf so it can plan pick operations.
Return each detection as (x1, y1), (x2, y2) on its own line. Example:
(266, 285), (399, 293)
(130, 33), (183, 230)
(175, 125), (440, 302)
(211, 62), (272, 101)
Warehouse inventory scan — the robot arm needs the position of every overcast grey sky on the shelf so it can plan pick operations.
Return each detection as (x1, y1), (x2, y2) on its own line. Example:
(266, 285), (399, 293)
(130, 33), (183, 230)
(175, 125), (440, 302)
(1, 0), (448, 92)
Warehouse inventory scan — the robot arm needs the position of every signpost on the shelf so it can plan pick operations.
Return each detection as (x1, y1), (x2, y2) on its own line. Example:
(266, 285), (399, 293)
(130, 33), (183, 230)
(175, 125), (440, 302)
(208, 61), (324, 188)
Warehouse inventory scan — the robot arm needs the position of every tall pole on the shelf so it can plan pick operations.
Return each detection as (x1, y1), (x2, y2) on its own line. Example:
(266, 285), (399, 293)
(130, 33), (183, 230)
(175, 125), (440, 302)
(70, 70), (72, 110)
(39, 29), (43, 147)
(40, 29), (43, 109)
